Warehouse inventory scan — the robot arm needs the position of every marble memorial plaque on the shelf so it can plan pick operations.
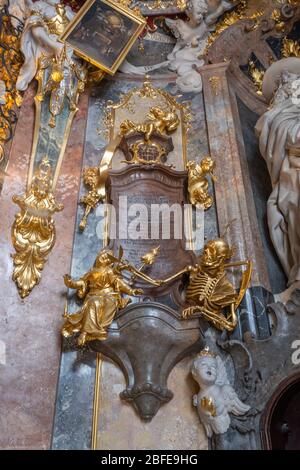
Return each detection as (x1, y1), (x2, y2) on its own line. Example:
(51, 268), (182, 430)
(108, 165), (195, 292)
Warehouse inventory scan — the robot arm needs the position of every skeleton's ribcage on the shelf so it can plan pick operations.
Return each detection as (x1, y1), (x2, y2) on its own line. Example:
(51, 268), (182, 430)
(186, 272), (219, 304)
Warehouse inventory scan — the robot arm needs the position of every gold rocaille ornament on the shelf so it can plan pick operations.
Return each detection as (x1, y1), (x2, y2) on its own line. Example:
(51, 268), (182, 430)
(11, 157), (63, 298)
(79, 103), (181, 230)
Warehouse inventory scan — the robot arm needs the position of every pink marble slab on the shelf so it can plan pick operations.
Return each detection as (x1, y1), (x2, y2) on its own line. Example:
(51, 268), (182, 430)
(0, 85), (89, 449)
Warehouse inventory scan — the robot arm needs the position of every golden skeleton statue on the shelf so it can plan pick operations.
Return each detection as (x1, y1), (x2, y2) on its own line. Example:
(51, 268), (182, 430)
(62, 247), (160, 346)
(119, 106), (180, 142)
(160, 238), (252, 332)
(62, 240), (251, 344)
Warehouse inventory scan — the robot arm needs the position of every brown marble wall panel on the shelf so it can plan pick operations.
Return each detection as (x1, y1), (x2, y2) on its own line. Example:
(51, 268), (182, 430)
(0, 85), (89, 449)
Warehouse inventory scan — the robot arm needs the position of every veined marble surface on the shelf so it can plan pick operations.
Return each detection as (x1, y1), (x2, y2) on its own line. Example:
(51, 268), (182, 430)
(0, 85), (88, 449)
(97, 356), (207, 450)
(52, 75), (215, 449)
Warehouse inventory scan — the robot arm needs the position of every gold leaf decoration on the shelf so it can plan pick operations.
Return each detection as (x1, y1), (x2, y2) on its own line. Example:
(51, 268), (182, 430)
(0, 3), (23, 165)
(248, 60), (265, 95)
(141, 0), (186, 10)
(276, 0), (300, 6)
(205, 1), (265, 53)
(281, 37), (300, 58)
(79, 166), (105, 231)
(11, 157), (63, 298)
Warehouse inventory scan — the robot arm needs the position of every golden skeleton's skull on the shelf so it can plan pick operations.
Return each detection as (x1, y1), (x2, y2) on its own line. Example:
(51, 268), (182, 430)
(200, 239), (233, 268)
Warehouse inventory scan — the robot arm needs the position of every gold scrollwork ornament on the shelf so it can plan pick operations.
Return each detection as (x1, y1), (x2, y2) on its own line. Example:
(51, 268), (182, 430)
(79, 166), (106, 230)
(11, 157), (63, 298)
(281, 38), (300, 59)
(79, 104), (181, 229)
(209, 76), (221, 97)
(248, 60), (264, 95)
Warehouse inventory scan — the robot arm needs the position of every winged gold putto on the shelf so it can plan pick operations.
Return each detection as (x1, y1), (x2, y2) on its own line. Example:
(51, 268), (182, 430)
(186, 157), (216, 210)
(119, 106), (180, 142)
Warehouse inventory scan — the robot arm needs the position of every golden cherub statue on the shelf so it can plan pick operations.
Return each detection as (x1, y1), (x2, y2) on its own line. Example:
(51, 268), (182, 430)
(186, 157), (216, 210)
(79, 166), (106, 230)
(120, 106), (180, 143)
(159, 238), (252, 332)
(62, 246), (161, 346)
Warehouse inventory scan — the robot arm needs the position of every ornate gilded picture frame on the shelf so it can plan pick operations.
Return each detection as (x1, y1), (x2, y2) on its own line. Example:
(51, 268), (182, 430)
(60, 0), (146, 75)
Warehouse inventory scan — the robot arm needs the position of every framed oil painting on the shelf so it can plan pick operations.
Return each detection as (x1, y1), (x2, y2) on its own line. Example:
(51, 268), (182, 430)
(60, 0), (146, 75)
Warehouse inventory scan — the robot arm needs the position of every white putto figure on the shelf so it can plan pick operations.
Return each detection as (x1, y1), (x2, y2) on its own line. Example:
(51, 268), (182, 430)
(165, 0), (208, 93)
(9, 0), (74, 91)
(191, 348), (250, 438)
(205, 0), (240, 25)
(165, 0), (240, 93)
(255, 58), (300, 296)
(119, 0), (240, 93)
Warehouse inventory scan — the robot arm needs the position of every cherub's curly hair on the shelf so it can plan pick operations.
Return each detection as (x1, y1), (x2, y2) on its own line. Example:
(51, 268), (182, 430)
(186, 0), (208, 18)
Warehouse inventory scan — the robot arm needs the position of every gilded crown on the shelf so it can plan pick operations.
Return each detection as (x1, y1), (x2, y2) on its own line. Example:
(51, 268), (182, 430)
(197, 346), (217, 359)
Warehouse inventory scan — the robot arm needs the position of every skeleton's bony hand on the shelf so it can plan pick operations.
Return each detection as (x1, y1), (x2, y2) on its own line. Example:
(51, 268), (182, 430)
(182, 307), (195, 319)
(121, 262), (131, 270)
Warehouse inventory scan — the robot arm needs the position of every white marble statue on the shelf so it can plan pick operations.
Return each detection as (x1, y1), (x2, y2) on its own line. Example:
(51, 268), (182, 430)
(120, 0), (240, 93)
(165, 0), (208, 93)
(9, 0), (74, 91)
(191, 348), (250, 438)
(255, 58), (300, 296)
(165, 0), (241, 92)
(205, 0), (240, 25)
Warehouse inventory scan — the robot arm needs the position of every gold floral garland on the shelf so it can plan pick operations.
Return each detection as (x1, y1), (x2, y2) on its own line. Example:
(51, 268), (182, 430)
(0, 1), (23, 167)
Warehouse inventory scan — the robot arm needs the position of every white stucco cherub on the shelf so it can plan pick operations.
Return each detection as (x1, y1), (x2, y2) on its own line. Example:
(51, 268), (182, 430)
(191, 347), (250, 438)
(165, 0), (241, 92)
(119, 0), (241, 93)
(165, 0), (209, 93)
(205, 0), (240, 25)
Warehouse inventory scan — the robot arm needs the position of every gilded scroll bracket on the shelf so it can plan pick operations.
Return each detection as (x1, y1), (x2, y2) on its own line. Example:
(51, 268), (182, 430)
(11, 156), (63, 298)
